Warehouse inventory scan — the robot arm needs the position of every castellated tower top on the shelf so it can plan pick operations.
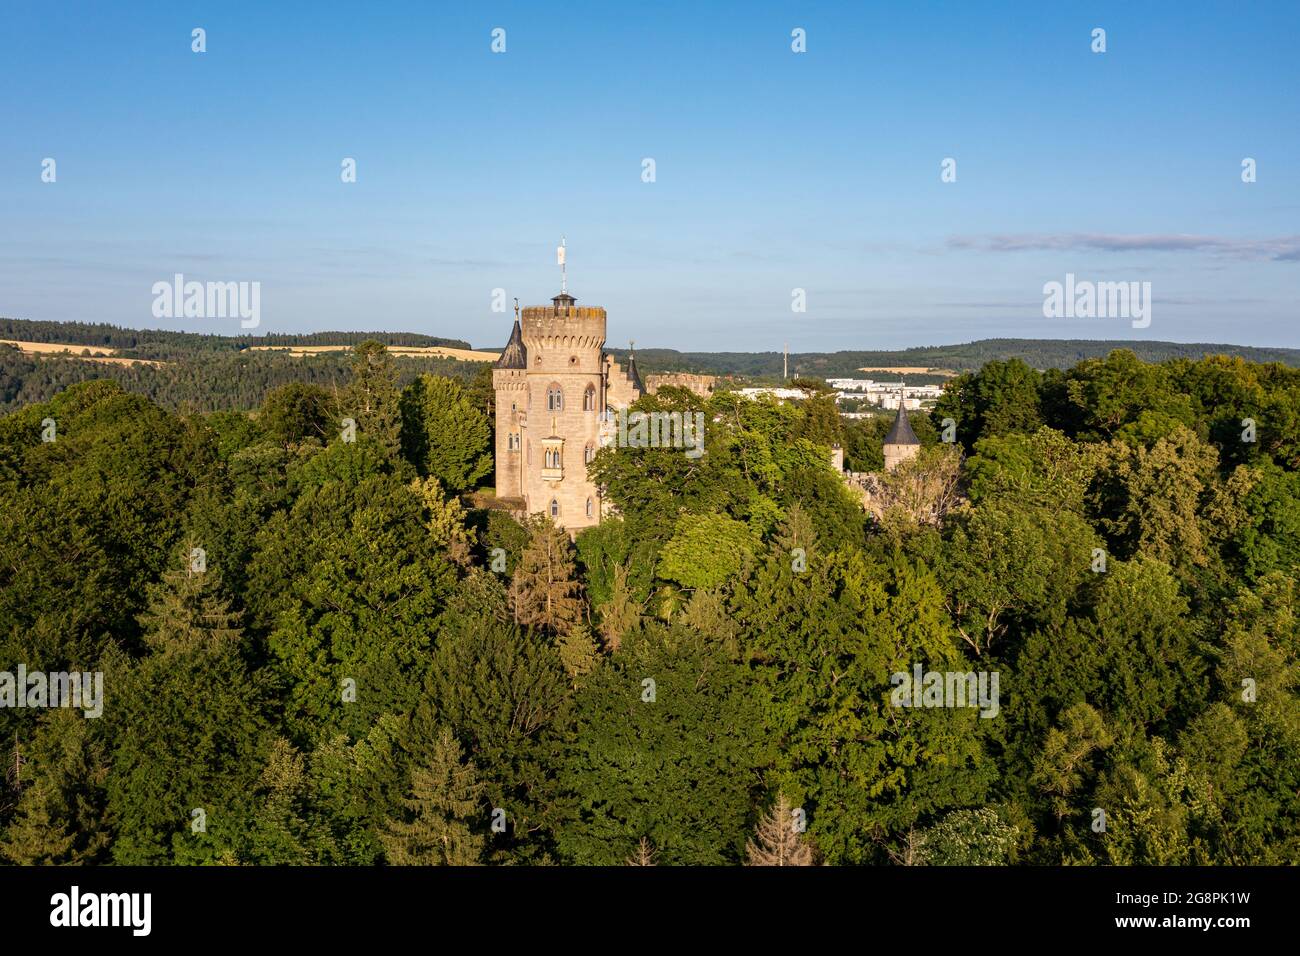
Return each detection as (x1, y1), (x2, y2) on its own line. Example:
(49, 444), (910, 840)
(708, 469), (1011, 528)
(521, 292), (607, 354)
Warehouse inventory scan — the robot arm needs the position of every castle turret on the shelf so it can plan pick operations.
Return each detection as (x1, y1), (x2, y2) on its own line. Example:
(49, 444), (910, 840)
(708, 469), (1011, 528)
(882, 386), (920, 472)
(491, 306), (530, 501)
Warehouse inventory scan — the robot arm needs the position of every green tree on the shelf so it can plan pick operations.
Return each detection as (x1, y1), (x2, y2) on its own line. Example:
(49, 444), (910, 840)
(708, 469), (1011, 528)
(399, 374), (492, 492)
(381, 727), (485, 866)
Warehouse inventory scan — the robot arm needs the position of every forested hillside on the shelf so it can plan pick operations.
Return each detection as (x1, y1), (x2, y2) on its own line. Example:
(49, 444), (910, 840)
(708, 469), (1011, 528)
(611, 339), (1300, 380)
(0, 343), (481, 413)
(0, 343), (1297, 865)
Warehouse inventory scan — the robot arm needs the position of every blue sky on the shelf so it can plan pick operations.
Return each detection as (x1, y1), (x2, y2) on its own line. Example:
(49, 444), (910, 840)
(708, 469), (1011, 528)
(2, 0), (1297, 351)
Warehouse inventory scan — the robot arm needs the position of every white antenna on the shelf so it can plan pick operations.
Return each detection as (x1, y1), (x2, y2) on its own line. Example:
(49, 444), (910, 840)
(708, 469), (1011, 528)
(557, 235), (567, 294)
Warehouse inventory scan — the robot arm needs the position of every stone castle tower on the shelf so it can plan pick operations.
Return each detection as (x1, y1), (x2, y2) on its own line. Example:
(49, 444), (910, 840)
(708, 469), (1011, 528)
(492, 291), (643, 531)
(882, 387), (921, 472)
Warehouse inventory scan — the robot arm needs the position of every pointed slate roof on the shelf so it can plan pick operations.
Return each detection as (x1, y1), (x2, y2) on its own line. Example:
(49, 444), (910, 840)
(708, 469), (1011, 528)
(494, 318), (527, 369)
(625, 351), (645, 394)
(884, 400), (919, 446)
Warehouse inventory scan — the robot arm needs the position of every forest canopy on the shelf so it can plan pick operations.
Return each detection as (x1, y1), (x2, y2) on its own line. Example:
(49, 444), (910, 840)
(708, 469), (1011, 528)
(0, 342), (1297, 866)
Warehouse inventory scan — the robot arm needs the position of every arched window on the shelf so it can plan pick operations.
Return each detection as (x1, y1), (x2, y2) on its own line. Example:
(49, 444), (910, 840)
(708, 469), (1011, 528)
(585, 498), (593, 518)
(583, 385), (596, 411)
(508, 432), (519, 451)
(550, 499), (560, 518)
(584, 442), (595, 464)
(547, 385), (563, 411)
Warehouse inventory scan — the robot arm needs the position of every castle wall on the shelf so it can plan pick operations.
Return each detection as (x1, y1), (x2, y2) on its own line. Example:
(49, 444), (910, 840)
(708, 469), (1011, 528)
(644, 372), (715, 398)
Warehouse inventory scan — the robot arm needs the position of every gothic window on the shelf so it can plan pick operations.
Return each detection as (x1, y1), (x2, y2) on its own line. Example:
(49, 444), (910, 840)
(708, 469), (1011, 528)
(586, 498), (593, 518)
(550, 499), (560, 518)
(584, 442), (595, 464)
(508, 432), (520, 451)
(547, 385), (563, 411)
(583, 384), (596, 411)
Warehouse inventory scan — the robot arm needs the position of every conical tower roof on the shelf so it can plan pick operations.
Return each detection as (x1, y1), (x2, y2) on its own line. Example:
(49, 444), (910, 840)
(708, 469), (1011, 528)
(625, 350), (645, 393)
(884, 397), (919, 446)
(494, 318), (527, 369)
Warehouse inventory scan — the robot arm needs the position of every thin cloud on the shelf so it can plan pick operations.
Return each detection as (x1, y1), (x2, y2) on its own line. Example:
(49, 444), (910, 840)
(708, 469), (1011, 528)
(947, 233), (1300, 261)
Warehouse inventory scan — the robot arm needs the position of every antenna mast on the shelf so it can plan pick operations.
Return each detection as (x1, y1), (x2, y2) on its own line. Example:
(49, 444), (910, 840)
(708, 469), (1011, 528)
(557, 236), (567, 294)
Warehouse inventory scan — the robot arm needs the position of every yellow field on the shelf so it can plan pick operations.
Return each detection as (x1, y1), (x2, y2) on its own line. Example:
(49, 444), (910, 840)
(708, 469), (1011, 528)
(248, 344), (500, 362)
(0, 339), (165, 367)
(857, 366), (958, 376)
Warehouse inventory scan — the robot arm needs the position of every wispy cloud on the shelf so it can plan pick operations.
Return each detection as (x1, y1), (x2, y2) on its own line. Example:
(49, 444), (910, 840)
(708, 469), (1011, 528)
(947, 233), (1300, 261)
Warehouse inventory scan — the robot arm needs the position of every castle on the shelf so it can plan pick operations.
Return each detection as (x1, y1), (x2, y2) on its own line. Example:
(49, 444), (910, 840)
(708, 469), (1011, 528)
(492, 283), (919, 532)
(491, 290), (644, 532)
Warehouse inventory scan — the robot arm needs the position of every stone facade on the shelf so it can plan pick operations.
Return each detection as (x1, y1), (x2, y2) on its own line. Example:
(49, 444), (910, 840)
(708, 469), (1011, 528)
(492, 293), (642, 531)
(644, 372), (716, 398)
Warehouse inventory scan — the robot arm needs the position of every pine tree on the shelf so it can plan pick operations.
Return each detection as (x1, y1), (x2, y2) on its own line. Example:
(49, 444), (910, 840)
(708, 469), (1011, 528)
(557, 622), (602, 682)
(0, 711), (111, 865)
(746, 794), (816, 866)
(625, 837), (657, 866)
(344, 340), (401, 457)
(597, 562), (641, 651)
(509, 516), (584, 634)
(137, 544), (242, 655)
(381, 727), (485, 866)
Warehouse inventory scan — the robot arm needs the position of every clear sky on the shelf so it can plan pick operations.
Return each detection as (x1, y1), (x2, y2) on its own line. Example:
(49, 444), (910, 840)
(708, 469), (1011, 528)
(2, 1), (1297, 352)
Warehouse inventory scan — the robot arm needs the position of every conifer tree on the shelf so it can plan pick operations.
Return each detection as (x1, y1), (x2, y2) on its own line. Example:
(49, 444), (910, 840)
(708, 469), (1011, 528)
(137, 541), (242, 655)
(597, 563), (641, 651)
(557, 622), (602, 682)
(509, 516), (584, 634)
(1, 711), (111, 865)
(625, 837), (657, 866)
(381, 727), (485, 866)
(344, 340), (402, 457)
(746, 794), (816, 866)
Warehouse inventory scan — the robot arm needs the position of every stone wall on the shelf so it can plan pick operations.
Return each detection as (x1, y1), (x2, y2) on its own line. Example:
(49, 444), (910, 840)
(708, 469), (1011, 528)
(644, 372), (716, 398)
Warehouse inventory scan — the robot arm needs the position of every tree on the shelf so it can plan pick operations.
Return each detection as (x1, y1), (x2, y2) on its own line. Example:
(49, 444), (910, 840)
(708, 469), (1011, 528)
(746, 794), (816, 866)
(625, 837), (658, 866)
(915, 807), (1018, 865)
(656, 513), (756, 591)
(0, 710), (111, 865)
(381, 727), (485, 866)
(554, 626), (766, 865)
(399, 374), (492, 492)
(343, 340), (402, 456)
(509, 516), (584, 634)
(260, 382), (332, 446)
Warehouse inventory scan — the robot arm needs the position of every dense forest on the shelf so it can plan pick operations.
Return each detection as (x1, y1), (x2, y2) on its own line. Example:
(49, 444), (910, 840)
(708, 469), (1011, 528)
(0, 341), (1297, 865)
(0, 345), (481, 414)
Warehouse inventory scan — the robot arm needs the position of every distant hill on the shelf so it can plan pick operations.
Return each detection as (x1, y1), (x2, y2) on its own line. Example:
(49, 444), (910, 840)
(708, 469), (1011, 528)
(609, 339), (1300, 381)
(0, 318), (471, 363)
